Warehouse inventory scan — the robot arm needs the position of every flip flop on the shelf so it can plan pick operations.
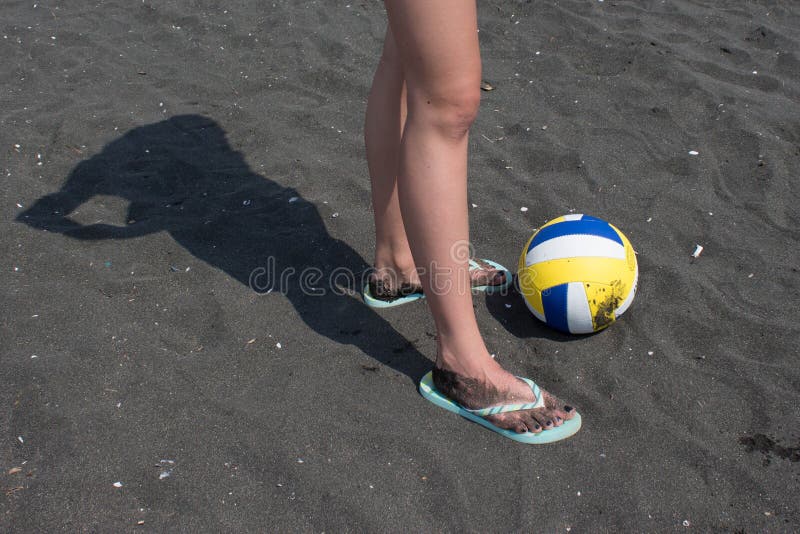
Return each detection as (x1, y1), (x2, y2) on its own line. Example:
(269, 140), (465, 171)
(363, 258), (513, 309)
(419, 371), (582, 444)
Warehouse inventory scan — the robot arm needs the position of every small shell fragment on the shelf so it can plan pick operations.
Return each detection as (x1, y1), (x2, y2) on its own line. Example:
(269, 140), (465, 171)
(691, 245), (704, 258)
(113, 481), (123, 488)
(520, 207), (528, 212)
(480, 80), (494, 91)
(688, 150), (699, 156)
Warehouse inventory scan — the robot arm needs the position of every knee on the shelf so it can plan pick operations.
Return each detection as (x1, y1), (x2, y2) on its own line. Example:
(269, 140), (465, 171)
(417, 87), (481, 140)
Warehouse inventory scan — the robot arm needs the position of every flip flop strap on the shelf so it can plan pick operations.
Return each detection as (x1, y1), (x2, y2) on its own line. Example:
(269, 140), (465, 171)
(466, 377), (544, 416)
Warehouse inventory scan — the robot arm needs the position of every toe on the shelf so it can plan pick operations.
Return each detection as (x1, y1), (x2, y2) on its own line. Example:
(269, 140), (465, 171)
(525, 414), (543, 433)
(530, 409), (556, 430)
(487, 414), (528, 434)
(542, 391), (577, 421)
(509, 416), (529, 434)
(562, 404), (577, 420)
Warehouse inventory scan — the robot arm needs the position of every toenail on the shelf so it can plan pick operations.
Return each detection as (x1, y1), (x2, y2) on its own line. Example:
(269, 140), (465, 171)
(556, 416), (562, 422)
(546, 420), (553, 426)
(564, 405), (574, 412)
(534, 424), (541, 430)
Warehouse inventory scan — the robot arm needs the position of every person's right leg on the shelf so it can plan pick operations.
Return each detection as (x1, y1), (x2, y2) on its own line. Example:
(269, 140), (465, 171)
(385, 0), (575, 433)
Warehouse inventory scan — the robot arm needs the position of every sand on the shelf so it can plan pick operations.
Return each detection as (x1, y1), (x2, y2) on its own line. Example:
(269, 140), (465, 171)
(2, 0), (799, 531)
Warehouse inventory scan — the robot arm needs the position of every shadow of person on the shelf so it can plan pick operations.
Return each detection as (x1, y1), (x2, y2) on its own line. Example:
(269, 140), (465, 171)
(16, 114), (431, 382)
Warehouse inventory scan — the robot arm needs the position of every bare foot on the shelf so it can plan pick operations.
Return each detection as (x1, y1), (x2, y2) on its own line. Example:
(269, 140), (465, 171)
(368, 265), (423, 300)
(369, 258), (506, 301)
(468, 258), (507, 287)
(432, 365), (576, 433)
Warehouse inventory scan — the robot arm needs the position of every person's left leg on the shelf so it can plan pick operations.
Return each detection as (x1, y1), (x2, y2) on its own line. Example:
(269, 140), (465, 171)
(365, 28), (505, 300)
(365, 27), (419, 295)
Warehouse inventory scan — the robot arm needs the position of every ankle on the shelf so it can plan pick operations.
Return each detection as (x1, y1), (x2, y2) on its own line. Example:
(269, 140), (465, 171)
(374, 247), (416, 278)
(436, 338), (499, 378)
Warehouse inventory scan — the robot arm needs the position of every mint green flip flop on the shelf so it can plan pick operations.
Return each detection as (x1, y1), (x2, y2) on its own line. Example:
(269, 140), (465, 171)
(419, 371), (582, 444)
(363, 258), (513, 309)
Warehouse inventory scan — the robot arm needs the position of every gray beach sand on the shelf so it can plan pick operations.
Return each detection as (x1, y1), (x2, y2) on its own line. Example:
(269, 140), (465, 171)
(2, 0), (799, 530)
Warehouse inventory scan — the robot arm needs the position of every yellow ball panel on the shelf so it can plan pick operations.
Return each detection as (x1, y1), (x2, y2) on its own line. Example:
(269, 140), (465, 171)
(583, 281), (631, 331)
(525, 257), (636, 293)
(518, 267), (544, 315)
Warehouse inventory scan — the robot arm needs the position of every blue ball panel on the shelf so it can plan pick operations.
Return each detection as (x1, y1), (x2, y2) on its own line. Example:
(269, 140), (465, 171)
(528, 219), (623, 252)
(541, 283), (570, 333)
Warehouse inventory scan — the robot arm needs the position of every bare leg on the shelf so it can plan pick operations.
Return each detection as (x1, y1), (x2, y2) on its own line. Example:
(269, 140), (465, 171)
(365, 27), (418, 289)
(365, 27), (505, 299)
(383, 0), (575, 433)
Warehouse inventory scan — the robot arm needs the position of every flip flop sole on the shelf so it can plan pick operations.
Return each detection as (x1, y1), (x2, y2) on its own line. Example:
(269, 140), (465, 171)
(419, 371), (582, 444)
(363, 258), (513, 308)
(362, 286), (425, 308)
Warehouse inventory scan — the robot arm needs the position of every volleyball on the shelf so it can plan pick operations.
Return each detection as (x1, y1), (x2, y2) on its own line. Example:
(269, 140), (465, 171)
(517, 214), (637, 334)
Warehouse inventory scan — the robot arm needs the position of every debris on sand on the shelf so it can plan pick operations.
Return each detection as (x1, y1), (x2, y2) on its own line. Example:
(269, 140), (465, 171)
(480, 81), (494, 91)
(113, 481), (123, 488)
(691, 244), (703, 258)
